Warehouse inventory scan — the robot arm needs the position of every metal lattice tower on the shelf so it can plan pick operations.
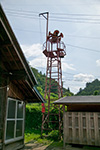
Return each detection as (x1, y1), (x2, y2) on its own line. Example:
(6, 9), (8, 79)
(43, 30), (66, 104)
(40, 12), (66, 137)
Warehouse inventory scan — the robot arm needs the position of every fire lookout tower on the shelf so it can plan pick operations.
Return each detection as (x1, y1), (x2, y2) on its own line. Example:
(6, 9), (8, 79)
(43, 30), (66, 101)
(40, 12), (66, 136)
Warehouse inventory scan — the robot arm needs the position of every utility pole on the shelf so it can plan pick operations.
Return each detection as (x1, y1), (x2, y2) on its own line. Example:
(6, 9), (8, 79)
(39, 12), (49, 50)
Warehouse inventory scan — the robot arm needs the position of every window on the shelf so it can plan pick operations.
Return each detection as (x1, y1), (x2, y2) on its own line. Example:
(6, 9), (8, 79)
(5, 98), (25, 142)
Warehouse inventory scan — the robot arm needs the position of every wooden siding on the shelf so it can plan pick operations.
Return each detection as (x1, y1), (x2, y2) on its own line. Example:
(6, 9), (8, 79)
(5, 139), (24, 150)
(0, 86), (7, 143)
(64, 112), (100, 147)
(8, 82), (25, 100)
(0, 57), (8, 149)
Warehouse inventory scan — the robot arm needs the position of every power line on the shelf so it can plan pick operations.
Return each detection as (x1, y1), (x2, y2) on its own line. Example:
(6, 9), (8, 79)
(13, 28), (45, 34)
(50, 16), (100, 21)
(50, 12), (100, 17)
(13, 27), (100, 39)
(5, 8), (100, 16)
(65, 34), (100, 40)
(5, 8), (39, 14)
(6, 12), (39, 20)
(5, 9), (100, 53)
(12, 30), (100, 54)
(5, 9), (100, 24)
(13, 29), (100, 54)
(13, 28), (100, 40)
(63, 78), (95, 83)
(6, 8), (100, 19)
(67, 44), (100, 53)
(4, 2), (100, 7)
(50, 18), (100, 24)
(64, 71), (100, 78)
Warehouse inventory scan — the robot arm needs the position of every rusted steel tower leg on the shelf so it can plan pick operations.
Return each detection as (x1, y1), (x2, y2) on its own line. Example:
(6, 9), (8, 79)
(41, 112), (44, 137)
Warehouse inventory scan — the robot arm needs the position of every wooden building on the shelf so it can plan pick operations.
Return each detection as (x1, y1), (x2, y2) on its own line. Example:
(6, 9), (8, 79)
(54, 96), (100, 147)
(0, 5), (45, 150)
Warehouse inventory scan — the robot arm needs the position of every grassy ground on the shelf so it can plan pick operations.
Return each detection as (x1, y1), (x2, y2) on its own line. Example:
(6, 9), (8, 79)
(25, 129), (62, 146)
(24, 130), (100, 150)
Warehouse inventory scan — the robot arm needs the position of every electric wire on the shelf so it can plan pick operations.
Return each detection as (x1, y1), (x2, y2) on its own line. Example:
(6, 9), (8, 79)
(67, 44), (100, 53)
(39, 16), (44, 70)
(6, 9), (100, 21)
(65, 34), (100, 40)
(5, 8), (100, 17)
(14, 28), (44, 34)
(7, 14), (100, 24)
(3, 2), (100, 7)
(5, 8), (39, 14)
(5, 9), (100, 24)
(39, 16), (44, 43)
(13, 27), (100, 40)
(6, 9), (100, 54)
(50, 18), (100, 24)
(50, 12), (100, 17)
(50, 16), (100, 21)
(6, 12), (39, 20)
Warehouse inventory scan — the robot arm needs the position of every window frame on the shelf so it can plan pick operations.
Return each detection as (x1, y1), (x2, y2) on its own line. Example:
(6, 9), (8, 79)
(5, 97), (25, 144)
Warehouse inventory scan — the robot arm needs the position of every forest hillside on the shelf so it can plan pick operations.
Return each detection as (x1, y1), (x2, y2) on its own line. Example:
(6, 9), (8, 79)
(31, 67), (74, 98)
(76, 79), (100, 96)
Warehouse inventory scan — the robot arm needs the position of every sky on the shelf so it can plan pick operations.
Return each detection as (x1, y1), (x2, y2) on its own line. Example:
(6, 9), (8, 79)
(1, 0), (100, 94)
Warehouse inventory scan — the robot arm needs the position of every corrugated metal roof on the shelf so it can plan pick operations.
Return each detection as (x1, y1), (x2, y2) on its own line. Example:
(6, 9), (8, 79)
(54, 96), (100, 105)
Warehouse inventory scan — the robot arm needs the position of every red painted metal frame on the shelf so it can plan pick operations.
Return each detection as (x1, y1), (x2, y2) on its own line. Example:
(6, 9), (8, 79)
(40, 10), (66, 138)
(41, 30), (66, 136)
(43, 32), (66, 101)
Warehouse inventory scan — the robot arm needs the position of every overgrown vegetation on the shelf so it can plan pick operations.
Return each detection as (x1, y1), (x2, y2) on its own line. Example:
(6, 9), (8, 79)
(25, 104), (42, 131)
(25, 104), (59, 144)
(31, 67), (74, 98)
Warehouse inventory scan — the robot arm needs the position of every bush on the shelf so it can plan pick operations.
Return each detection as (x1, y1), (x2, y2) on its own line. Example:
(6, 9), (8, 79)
(48, 130), (59, 141)
(25, 104), (63, 135)
(25, 104), (42, 130)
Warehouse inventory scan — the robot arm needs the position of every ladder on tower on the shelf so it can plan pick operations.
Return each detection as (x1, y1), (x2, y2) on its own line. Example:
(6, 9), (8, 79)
(41, 30), (66, 138)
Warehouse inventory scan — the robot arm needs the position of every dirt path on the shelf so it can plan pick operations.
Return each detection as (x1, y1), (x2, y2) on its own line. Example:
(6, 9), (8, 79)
(22, 141), (96, 150)
(23, 142), (48, 150)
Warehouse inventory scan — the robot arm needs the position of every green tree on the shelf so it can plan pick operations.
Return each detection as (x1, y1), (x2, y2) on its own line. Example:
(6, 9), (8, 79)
(31, 67), (74, 98)
(76, 79), (100, 96)
(93, 90), (99, 95)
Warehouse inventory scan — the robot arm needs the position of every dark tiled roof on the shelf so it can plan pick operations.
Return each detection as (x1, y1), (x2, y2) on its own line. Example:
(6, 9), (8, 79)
(54, 96), (100, 105)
